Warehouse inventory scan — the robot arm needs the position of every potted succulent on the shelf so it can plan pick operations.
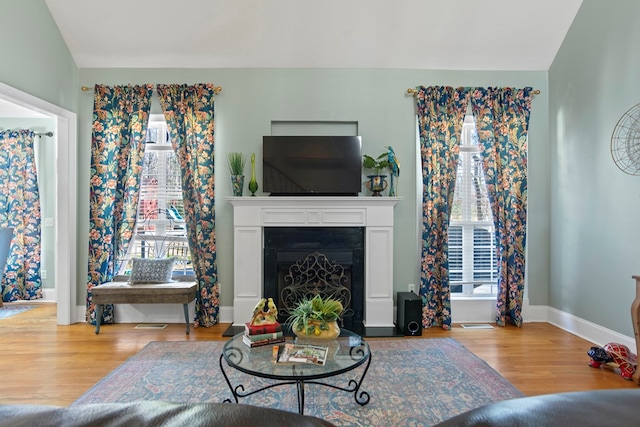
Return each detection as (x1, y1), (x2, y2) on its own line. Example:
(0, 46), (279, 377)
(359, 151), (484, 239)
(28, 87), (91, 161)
(286, 294), (344, 340)
(362, 152), (390, 196)
(227, 152), (246, 196)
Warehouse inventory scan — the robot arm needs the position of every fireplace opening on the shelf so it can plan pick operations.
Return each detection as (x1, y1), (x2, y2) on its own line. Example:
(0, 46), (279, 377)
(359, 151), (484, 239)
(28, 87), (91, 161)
(263, 227), (364, 331)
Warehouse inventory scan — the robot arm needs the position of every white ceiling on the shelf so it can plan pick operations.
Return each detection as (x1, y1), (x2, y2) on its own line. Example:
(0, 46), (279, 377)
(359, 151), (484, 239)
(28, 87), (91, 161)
(43, 0), (583, 71)
(5, 0), (584, 117)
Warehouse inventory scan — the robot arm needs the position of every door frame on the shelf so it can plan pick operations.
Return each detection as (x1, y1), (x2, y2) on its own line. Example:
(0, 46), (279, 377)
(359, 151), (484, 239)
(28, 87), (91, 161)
(0, 82), (77, 325)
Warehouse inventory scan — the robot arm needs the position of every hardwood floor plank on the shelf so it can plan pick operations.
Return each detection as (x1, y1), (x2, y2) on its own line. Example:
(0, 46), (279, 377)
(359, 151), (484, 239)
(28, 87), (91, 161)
(0, 303), (636, 406)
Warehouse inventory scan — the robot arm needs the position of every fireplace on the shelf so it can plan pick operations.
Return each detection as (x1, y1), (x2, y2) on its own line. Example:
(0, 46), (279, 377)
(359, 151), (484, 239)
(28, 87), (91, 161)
(227, 196), (399, 329)
(263, 227), (364, 330)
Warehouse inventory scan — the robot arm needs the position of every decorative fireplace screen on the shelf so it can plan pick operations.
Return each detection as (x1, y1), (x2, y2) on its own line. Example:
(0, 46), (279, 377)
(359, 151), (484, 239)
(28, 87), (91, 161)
(278, 251), (354, 325)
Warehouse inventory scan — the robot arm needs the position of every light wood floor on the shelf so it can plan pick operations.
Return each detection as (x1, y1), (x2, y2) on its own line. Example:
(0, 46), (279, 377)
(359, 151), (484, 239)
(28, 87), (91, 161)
(0, 303), (637, 406)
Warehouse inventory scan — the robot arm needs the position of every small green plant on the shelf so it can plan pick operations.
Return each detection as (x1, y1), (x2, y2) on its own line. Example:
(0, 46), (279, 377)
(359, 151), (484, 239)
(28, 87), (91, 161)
(286, 294), (344, 335)
(227, 152), (246, 176)
(362, 152), (390, 175)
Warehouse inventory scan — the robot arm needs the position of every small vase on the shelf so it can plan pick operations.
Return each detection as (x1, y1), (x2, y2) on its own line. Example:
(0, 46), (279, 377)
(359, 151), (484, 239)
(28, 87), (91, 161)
(248, 153), (258, 196)
(230, 175), (244, 196)
(366, 175), (388, 197)
(293, 320), (340, 341)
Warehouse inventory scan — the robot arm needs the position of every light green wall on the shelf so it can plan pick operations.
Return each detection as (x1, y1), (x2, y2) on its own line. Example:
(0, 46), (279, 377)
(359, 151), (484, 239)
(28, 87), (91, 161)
(0, 118), (56, 290)
(549, 0), (640, 336)
(0, 0), (78, 112)
(78, 69), (550, 309)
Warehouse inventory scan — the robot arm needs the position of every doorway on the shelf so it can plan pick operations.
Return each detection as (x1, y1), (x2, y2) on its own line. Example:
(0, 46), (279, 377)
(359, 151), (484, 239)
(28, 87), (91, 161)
(0, 82), (77, 325)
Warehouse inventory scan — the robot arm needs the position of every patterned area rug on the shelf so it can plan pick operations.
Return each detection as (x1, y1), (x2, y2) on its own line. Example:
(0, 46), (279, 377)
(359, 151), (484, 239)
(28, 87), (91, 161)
(74, 338), (523, 426)
(0, 305), (36, 320)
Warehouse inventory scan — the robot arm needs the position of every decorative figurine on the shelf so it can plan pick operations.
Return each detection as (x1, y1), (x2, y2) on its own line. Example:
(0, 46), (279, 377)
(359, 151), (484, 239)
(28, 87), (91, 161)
(250, 297), (278, 325)
(587, 342), (638, 380)
(387, 145), (400, 197)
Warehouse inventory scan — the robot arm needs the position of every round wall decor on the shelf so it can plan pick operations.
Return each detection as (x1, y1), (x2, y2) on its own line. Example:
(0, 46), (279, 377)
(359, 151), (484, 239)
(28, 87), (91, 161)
(611, 103), (640, 175)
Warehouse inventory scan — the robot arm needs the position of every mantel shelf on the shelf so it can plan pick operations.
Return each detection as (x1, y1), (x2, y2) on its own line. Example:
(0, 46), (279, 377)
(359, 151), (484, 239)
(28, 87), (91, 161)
(226, 196), (402, 207)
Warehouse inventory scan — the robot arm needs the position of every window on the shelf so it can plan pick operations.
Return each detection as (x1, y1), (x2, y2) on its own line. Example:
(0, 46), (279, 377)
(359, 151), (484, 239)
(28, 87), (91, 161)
(448, 115), (498, 295)
(117, 115), (192, 275)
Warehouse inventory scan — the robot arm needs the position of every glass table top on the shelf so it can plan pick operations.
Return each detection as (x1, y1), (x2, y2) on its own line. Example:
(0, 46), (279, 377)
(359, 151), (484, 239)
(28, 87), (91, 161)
(222, 329), (370, 381)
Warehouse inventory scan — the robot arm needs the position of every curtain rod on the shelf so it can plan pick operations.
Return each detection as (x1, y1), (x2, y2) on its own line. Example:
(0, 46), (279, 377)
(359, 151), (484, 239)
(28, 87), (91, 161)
(81, 85), (223, 94)
(406, 88), (541, 95)
(35, 131), (54, 138)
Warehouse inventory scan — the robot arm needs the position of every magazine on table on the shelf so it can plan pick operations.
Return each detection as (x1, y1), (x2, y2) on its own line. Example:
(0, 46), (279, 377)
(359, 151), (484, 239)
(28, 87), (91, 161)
(276, 343), (328, 365)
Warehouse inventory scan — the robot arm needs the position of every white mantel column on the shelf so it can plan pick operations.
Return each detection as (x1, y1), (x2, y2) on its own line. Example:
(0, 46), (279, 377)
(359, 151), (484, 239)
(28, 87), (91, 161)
(227, 196), (400, 329)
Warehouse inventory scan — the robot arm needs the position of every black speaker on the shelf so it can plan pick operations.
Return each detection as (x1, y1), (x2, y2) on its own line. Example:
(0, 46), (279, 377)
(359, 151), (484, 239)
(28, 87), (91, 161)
(396, 291), (422, 336)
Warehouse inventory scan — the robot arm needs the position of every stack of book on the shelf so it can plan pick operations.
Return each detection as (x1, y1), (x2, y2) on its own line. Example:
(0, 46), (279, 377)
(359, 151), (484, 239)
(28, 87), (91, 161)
(242, 321), (285, 347)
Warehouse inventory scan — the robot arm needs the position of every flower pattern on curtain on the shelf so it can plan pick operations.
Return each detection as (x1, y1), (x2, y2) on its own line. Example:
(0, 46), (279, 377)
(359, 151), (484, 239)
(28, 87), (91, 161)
(157, 83), (219, 328)
(470, 87), (533, 327)
(0, 130), (42, 301)
(85, 84), (153, 325)
(416, 86), (470, 330)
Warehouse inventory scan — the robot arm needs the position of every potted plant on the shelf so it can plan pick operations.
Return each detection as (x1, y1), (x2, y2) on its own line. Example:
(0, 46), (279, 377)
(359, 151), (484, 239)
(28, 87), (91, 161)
(362, 152), (390, 196)
(227, 152), (246, 196)
(286, 294), (344, 340)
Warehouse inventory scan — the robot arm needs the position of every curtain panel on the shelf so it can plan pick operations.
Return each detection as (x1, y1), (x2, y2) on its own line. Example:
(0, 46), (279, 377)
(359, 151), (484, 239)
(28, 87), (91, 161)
(85, 84), (153, 325)
(157, 83), (219, 328)
(416, 86), (470, 330)
(470, 87), (533, 327)
(0, 130), (42, 302)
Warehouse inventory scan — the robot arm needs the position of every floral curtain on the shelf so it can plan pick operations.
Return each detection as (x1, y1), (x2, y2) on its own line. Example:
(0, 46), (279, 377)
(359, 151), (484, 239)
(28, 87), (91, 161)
(85, 84), (153, 325)
(0, 130), (42, 302)
(157, 83), (219, 327)
(470, 87), (533, 327)
(416, 86), (470, 330)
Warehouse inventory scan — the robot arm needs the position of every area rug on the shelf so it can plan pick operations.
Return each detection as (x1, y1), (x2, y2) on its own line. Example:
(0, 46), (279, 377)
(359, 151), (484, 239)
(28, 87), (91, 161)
(0, 305), (36, 320)
(74, 338), (523, 426)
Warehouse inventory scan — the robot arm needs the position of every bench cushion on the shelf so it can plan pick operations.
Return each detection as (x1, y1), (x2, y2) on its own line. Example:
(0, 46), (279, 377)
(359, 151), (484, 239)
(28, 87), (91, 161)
(92, 281), (197, 305)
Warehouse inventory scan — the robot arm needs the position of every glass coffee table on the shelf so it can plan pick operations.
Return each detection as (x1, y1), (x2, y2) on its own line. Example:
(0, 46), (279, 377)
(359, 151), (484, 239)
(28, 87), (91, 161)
(219, 328), (371, 415)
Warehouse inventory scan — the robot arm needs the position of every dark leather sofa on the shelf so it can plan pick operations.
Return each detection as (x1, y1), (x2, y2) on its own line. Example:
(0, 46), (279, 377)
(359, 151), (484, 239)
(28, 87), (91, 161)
(433, 388), (640, 426)
(0, 402), (335, 427)
(1, 389), (638, 426)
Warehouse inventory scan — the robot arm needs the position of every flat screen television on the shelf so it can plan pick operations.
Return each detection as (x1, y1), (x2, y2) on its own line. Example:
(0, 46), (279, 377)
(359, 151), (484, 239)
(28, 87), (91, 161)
(263, 135), (362, 196)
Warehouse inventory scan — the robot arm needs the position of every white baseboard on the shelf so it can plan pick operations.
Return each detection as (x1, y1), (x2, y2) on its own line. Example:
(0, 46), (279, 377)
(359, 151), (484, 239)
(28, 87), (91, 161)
(546, 307), (635, 349)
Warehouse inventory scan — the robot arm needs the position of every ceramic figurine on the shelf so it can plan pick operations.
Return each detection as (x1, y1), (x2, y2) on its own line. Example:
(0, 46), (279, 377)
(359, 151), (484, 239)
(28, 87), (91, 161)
(587, 342), (638, 380)
(250, 297), (278, 325)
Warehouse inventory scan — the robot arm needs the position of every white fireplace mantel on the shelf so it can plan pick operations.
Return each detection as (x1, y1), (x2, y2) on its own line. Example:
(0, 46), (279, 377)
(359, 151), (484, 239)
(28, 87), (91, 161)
(227, 196), (401, 328)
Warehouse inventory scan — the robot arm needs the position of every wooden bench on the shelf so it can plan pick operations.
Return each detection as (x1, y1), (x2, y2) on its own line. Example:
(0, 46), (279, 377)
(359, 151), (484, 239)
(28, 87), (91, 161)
(93, 276), (197, 335)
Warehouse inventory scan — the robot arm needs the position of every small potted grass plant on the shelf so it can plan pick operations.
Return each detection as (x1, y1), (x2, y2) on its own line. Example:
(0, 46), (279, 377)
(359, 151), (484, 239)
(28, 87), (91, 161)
(227, 152), (246, 196)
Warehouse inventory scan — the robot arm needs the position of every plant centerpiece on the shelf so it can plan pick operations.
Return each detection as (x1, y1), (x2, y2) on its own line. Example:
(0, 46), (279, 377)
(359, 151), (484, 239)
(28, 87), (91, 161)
(362, 152), (390, 196)
(287, 294), (343, 340)
(227, 152), (246, 196)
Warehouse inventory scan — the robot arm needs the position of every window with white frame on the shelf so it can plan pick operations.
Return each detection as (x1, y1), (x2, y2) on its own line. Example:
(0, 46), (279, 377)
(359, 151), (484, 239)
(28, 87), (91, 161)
(117, 115), (192, 275)
(448, 115), (498, 295)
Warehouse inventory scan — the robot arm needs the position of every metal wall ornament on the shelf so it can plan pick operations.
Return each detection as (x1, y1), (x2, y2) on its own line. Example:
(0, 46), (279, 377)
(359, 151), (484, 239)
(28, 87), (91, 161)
(611, 103), (640, 175)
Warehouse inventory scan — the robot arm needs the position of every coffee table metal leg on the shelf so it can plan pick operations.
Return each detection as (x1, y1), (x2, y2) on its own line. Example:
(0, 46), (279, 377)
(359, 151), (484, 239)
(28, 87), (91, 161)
(219, 353), (239, 403)
(303, 352), (372, 407)
(296, 380), (305, 414)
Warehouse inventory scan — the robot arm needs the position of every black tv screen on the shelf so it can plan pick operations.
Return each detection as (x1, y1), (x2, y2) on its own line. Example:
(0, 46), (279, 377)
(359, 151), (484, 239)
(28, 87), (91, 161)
(263, 136), (362, 196)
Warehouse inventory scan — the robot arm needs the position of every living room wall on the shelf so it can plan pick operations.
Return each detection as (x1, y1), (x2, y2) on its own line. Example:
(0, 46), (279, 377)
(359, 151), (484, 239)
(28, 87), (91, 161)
(77, 68), (550, 315)
(0, 0), (78, 113)
(549, 0), (640, 337)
